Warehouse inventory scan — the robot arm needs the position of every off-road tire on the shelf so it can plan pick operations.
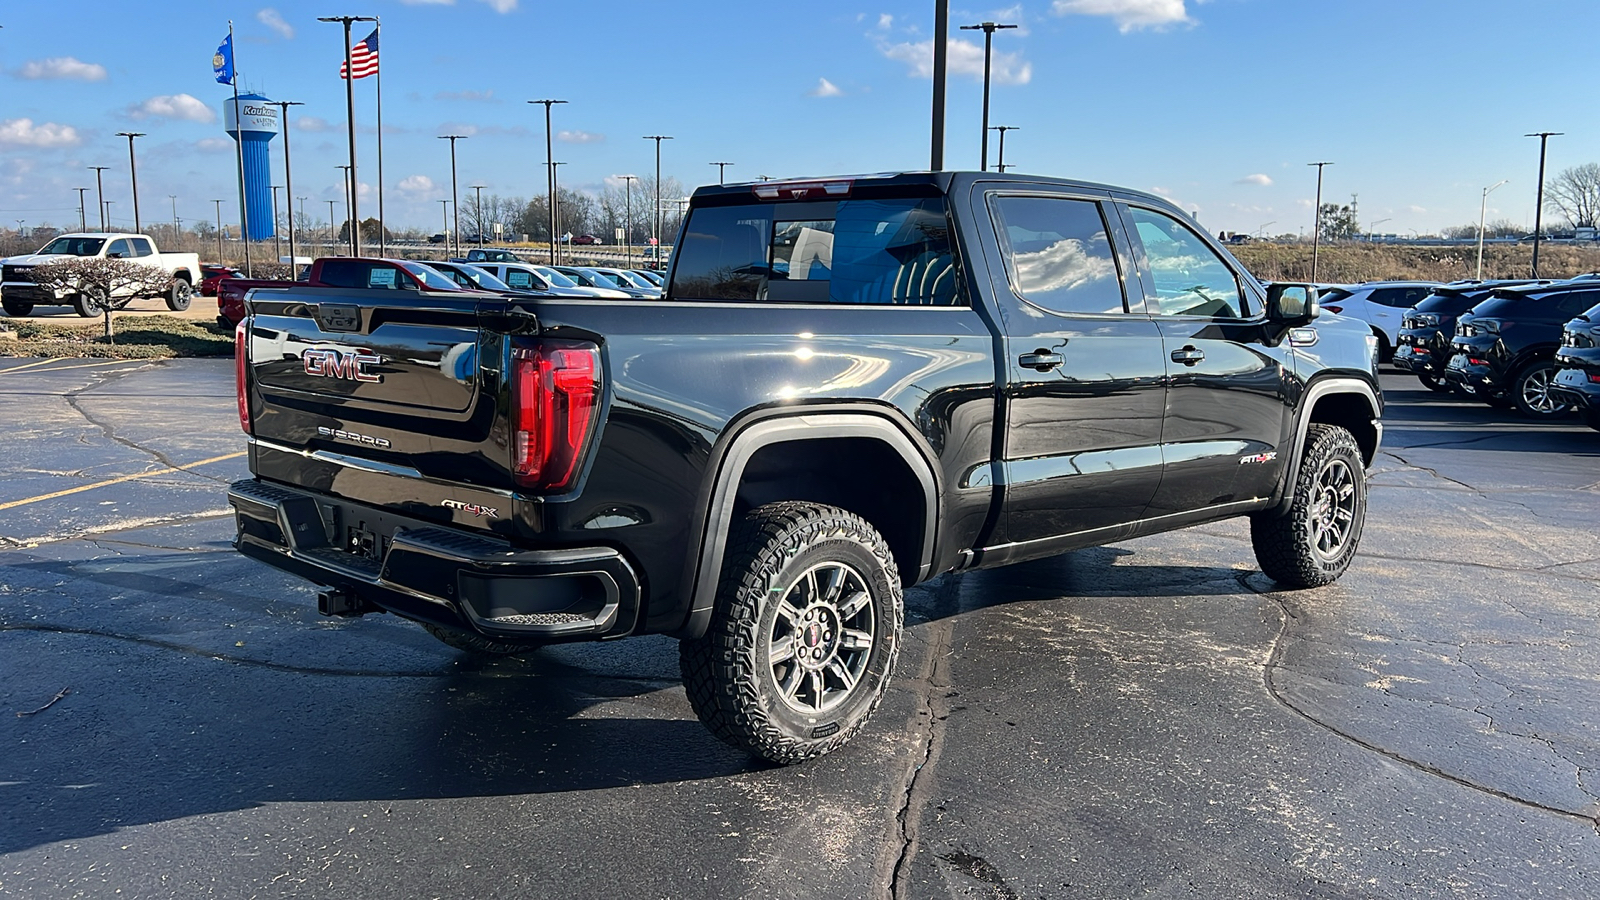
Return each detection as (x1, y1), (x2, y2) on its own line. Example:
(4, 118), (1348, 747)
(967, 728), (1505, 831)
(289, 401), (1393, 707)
(421, 622), (536, 657)
(1251, 424), (1367, 588)
(72, 293), (104, 318)
(1417, 372), (1450, 393)
(1510, 360), (1569, 418)
(1, 296), (32, 317)
(166, 277), (193, 312)
(679, 502), (903, 765)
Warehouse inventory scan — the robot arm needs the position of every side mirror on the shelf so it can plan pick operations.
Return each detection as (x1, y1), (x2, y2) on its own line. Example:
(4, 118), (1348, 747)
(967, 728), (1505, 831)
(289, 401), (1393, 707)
(1267, 283), (1320, 327)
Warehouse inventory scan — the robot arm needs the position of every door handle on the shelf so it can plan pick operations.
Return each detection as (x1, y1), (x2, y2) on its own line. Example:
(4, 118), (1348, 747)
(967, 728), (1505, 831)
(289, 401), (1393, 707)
(1171, 346), (1205, 365)
(1019, 350), (1064, 372)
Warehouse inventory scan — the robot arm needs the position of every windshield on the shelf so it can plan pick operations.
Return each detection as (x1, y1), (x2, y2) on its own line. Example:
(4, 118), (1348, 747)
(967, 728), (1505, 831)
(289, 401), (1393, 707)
(632, 269), (664, 286)
(613, 270), (654, 289)
(460, 265), (514, 291)
(401, 262), (466, 291)
(535, 266), (581, 288)
(38, 237), (106, 256)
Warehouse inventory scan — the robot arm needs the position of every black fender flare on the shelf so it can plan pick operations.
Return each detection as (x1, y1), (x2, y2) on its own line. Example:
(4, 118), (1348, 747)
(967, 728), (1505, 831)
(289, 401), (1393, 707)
(1269, 375), (1383, 515)
(675, 408), (941, 640)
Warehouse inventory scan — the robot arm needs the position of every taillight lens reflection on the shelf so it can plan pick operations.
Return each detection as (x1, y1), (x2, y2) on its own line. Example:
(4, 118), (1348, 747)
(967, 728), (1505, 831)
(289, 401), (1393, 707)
(512, 341), (601, 491)
(235, 320), (252, 434)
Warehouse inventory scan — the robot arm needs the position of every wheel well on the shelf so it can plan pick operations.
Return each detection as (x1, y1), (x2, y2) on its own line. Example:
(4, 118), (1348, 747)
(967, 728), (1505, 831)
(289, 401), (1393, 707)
(173, 271), (193, 284)
(1306, 392), (1378, 464)
(732, 437), (926, 584)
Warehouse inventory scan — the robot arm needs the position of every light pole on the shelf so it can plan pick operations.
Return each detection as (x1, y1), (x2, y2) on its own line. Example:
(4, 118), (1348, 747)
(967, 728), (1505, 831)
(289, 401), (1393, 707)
(1526, 132), (1561, 278)
(470, 184), (486, 248)
(89, 166), (110, 231)
(931, 0), (949, 169)
(643, 135), (673, 261)
(169, 195), (179, 249)
(1308, 161), (1333, 281)
(550, 161), (567, 261)
(1478, 179), (1509, 280)
(326, 199), (338, 251)
(959, 22), (1017, 171)
(438, 134), (467, 258)
(270, 185), (282, 261)
(271, 100), (305, 266)
(103, 201), (113, 230)
(74, 188), (89, 232)
(1256, 221), (1276, 239)
(115, 132), (145, 232)
(213, 199), (224, 261)
(336, 165), (352, 246)
(438, 199), (450, 247)
(528, 99), (568, 264)
(318, 15), (377, 256)
(617, 174), (639, 269)
(989, 125), (1018, 173)
(1369, 217), (1392, 241)
(710, 161), (733, 185)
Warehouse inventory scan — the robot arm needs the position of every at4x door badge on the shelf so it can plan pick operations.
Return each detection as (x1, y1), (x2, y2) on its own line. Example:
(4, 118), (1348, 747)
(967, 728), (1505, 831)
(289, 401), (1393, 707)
(443, 499), (498, 518)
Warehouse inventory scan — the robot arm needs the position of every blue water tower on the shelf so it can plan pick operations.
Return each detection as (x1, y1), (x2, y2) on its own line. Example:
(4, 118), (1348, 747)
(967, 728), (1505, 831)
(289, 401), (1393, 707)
(224, 93), (278, 241)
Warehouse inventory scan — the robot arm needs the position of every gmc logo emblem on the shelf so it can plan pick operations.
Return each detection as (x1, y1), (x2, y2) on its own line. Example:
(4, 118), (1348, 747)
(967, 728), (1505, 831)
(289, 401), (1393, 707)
(303, 347), (383, 383)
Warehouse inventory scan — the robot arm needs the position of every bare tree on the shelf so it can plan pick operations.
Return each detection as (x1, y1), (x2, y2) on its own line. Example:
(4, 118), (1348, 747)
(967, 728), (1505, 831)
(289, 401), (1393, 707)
(28, 257), (175, 339)
(1547, 163), (1600, 229)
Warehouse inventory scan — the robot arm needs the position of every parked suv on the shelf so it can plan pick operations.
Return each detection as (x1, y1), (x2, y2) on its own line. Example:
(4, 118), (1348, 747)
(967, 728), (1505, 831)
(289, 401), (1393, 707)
(1550, 298), (1600, 431)
(1315, 281), (1439, 362)
(228, 171), (1381, 764)
(1394, 280), (1548, 392)
(1445, 281), (1600, 416)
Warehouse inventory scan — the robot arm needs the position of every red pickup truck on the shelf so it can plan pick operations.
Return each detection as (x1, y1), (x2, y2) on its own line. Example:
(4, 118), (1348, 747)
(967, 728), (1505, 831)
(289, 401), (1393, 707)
(216, 257), (465, 329)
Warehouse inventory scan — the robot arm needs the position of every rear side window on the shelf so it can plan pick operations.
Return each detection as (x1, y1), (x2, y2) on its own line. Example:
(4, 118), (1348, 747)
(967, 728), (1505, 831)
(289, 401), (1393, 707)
(1371, 286), (1430, 308)
(989, 195), (1125, 315)
(318, 259), (408, 289)
(129, 238), (155, 257)
(1557, 291), (1600, 315)
(670, 197), (960, 306)
(503, 269), (546, 291)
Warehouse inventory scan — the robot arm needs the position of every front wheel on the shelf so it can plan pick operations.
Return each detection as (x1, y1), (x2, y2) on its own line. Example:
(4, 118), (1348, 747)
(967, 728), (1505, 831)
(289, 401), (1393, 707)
(1511, 360), (1569, 418)
(1251, 424), (1367, 588)
(166, 278), (193, 311)
(1, 296), (33, 317)
(72, 293), (105, 318)
(679, 502), (903, 765)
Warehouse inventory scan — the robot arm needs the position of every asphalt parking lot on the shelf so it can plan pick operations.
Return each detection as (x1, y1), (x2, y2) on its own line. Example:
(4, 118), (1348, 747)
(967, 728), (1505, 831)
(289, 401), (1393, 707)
(1, 359), (1597, 899)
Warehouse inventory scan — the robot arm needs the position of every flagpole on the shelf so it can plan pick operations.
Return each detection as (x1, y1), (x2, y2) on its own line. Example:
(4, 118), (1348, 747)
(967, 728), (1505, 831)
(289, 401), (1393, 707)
(375, 17), (386, 257)
(230, 20), (253, 277)
(320, 16), (363, 257)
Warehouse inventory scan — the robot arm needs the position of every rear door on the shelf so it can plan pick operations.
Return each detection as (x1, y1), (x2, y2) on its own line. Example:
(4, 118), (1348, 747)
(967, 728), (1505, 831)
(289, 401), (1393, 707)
(1117, 202), (1292, 516)
(977, 187), (1166, 554)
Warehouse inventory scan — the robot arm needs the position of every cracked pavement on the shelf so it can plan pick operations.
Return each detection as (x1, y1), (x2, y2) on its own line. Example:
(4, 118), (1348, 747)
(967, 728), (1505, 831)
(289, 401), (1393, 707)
(2, 363), (1598, 898)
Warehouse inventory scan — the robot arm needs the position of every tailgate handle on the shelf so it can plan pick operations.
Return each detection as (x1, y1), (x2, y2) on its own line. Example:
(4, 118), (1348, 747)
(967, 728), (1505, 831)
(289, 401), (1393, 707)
(1018, 350), (1064, 372)
(1171, 346), (1205, 365)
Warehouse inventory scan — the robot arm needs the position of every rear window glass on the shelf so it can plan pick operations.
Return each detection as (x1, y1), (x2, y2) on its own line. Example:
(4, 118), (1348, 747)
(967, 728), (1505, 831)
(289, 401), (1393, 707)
(1414, 291), (1482, 313)
(670, 197), (960, 306)
(1477, 290), (1600, 318)
(1317, 288), (1354, 305)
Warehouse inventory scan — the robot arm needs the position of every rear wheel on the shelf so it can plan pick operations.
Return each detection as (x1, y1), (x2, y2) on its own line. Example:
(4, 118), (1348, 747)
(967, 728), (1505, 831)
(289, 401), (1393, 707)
(166, 277), (193, 311)
(1483, 391), (1514, 409)
(679, 502), (903, 765)
(72, 293), (104, 318)
(1, 296), (33, 317)
(421, 622), (537, 657)
(1511, 360), (1569, 418)
(1251, 424), (1367, 588)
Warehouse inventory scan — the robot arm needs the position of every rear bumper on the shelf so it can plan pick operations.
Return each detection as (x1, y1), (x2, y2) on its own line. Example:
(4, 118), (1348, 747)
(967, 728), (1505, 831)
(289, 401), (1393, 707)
(1549, 367), (1600, 410)
(228, 478), (641, 644)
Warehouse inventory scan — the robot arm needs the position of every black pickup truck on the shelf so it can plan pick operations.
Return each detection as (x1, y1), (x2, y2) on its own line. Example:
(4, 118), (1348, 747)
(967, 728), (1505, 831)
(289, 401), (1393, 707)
(229, 171), (1382, 764)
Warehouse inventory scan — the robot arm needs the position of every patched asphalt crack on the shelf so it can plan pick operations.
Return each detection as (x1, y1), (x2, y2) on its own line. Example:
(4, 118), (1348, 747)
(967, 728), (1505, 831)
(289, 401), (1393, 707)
(1245, 572), (1600, 833)
(58, 362), (231, 486)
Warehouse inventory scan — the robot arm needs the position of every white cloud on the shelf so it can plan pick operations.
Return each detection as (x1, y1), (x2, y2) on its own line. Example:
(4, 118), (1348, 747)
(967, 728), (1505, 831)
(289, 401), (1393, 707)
(481, 0), (518, 10)
(810, 77), (844, 98)
(1407, 205), (1427, 214)
(878, 13), (894, 29)
(297, 115), (335, 132)
(0, 118), (82, 148)
(406, 0), (517, 10)
(257, 8), (295, 39)
(16, 57), (107, 81)
(195, 137), (234, 152)
(1236, 173), (1272, 186)
(436, 89), (496, 102)
(398, 175), (437, 194)
(557, 130), (604, 143)
(129, 93), (215, 123)
(881, 38), (1032, 85)
(1051, 0), (1195, 33)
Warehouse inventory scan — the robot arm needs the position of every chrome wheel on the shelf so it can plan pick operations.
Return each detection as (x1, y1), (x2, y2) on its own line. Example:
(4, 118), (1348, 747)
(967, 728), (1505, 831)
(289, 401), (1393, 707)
(767, 561), (875, 715)
(1309, 458), (1357, 561)
(1518, 365), (1566, 415)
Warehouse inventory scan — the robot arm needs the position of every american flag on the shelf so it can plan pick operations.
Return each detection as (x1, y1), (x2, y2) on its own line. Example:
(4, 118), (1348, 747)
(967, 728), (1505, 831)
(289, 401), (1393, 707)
(339, 28), (379, 79)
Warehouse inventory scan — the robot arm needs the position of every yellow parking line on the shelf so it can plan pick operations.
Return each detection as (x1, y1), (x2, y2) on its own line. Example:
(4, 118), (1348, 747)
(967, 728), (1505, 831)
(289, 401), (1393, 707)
(3, 359), (148, 375)
(0, 358), (67, 375)
(0, 451), (247, 512)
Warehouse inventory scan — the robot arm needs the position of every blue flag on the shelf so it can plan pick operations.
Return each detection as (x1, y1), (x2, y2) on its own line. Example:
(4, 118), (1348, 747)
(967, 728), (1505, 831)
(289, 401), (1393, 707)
(213, 33), (235, 84)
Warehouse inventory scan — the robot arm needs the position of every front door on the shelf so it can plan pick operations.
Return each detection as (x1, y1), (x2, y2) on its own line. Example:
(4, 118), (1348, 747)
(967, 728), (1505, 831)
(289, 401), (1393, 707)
(979, 189), (1168, 556)
(1116, 203), (1292, 517)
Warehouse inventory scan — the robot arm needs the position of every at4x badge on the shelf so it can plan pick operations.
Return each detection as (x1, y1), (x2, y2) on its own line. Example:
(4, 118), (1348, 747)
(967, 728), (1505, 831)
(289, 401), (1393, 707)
(1238, 451), (1278, 465)
(443, 499), (498, 518)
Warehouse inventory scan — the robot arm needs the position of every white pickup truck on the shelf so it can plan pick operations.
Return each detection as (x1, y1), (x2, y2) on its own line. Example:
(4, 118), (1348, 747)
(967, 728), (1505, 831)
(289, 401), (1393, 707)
(1, 233), (201, 317)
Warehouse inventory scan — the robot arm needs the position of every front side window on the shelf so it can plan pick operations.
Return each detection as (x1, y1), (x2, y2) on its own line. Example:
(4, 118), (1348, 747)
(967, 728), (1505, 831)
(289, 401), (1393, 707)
(990, 195), (1125, 315)
(1128, 207), (1247, 318)
(670, 196), (960, 306)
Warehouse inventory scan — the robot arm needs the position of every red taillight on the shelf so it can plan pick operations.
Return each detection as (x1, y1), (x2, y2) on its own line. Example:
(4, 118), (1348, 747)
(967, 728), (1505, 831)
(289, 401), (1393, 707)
(1468, 357), (1489, 366)
(512, 341), (601, 491)
(234, 320), (252, 434)
(1413, 347), (1431, 355)
(1321, 305), (1343, 314)
(1590, 373), (1600, 384)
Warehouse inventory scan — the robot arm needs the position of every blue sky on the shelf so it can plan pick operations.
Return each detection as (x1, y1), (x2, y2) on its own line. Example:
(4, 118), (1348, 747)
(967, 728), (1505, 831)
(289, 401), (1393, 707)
(2, 0), (1597, 237)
